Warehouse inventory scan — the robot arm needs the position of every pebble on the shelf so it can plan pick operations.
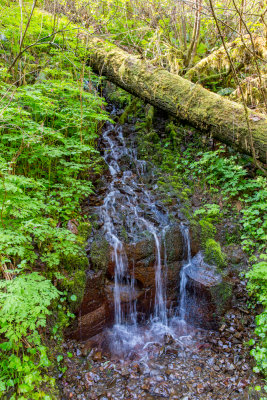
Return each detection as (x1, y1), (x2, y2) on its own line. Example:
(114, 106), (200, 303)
(58, 282), (263, 399)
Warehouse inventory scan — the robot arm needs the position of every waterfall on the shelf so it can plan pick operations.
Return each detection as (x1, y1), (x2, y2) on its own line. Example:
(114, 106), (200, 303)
(100, 122), (168, 342)
(179, 223), (192, 322)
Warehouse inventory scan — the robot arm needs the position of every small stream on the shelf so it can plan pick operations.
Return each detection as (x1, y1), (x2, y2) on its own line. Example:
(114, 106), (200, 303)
(61, 110), (262, 399)
(96, 119), (199, 357)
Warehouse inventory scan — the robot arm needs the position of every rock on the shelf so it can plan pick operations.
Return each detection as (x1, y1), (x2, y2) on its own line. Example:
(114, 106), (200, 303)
(163, 224), (184, 262)
(93, 351), (103, 362)
(80, 271), (106, 316)
(105, 282), (144, 304)
(225, 244), (246, 266)
(121, 369), (130, 378)
(126, 235), (155, 264)
(166, 262), (182, 301)
(197, 383), (204, 394)
(184, 252), (232, 329)
(69, 303), (109, 340)
(67, 219), (79, 234)
(90, 236), (111, 272)
(164, 333), (175, 345)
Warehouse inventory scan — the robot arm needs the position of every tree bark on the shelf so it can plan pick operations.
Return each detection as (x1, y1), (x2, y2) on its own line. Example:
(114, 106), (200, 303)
(87, 37), (267, 164)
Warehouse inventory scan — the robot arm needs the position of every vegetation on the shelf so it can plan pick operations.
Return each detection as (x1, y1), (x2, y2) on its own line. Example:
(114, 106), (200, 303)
(137, 117), (267, 382)
(0, 3), (109, 398)
(0, 0), (266, 397)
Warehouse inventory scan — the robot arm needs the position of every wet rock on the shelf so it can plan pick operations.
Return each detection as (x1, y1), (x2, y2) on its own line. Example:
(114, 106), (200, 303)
(163, 224), (184, 262)
(80, 271), (106, 316)
(185, 252), (232, 329)
(90, 236), (111, 272)
(105, 282), (144, 304)
(166, 262), (182, 301)
(126, 236), (155, 264)
(69, 303), (109, 340)
(93, 351), (103, 362)
(133, 266), (155, 288)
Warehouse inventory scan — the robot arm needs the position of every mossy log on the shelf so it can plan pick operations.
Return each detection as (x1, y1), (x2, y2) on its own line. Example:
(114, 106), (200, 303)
(87, 37), (267, 163)
(185, 35), (267, 82)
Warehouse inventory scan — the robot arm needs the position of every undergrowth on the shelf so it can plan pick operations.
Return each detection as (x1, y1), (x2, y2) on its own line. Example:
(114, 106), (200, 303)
(0, 3), (109, 398)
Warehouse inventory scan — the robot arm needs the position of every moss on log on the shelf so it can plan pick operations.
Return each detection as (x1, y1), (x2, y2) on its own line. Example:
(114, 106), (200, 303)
(87, 37), (267, 163)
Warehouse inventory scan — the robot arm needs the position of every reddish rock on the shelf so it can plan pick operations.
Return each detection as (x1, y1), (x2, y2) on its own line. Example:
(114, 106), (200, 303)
(166, 262), (182, 301)
(69, 303), (109, 340)
(133, 266), (156, 288)
(126, 237), (155, 264)
(104, 281), (144, 304)
(80, 271), (106, 316)
(190, 228), (201, 257)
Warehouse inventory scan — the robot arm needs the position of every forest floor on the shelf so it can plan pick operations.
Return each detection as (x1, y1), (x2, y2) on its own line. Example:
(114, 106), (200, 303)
(60, 280), (262, 400)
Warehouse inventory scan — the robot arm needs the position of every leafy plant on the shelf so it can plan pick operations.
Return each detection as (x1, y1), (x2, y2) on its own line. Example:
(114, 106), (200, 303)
(0, 3), (109, 397)
(0, 273), (59, 399)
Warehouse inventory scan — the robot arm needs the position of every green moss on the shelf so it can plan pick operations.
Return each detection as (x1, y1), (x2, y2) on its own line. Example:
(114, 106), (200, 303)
(145, 105), (154, 130)
(120, 225), (129, 243)
(146, 130), (160, 144)
(90, 237), (110, 271)
(199, 219), (216, 244)
(106, 84), (132, 107)
(60, 269), (87, 311)
(78, 221), (92, 240)
(62, 253), (89, 272)
(165, 121), (181, 147)
(119, 97), (139, 124)
(210, 281), (232, 315)
(204, 238), (226, 268)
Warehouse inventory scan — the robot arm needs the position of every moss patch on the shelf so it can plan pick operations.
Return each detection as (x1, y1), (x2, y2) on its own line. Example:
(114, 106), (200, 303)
(199, 219), (216, 244)
(210, 281), (232, 315)
(90, 236), (110, 271)
(204, 238), (226, 268)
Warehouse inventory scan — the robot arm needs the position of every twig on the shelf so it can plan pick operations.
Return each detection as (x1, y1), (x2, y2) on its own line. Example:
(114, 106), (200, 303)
(208, 0), (267, 176)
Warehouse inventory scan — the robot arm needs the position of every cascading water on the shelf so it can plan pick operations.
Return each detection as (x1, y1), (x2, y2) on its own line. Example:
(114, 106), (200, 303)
(179, 224), (192, 322)
(88, 117), (207, 357)
(98, 122), (172, 353)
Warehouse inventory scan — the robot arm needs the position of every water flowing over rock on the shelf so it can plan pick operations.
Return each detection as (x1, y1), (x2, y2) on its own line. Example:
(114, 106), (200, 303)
(69, 119), (232, 355)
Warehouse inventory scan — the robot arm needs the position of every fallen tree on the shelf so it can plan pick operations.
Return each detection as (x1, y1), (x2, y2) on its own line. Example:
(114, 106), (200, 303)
(87, 37), (267, 164)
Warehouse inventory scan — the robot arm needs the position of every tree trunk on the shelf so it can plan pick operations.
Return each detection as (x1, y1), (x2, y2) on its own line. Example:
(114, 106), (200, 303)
(87, 37), (267, 163)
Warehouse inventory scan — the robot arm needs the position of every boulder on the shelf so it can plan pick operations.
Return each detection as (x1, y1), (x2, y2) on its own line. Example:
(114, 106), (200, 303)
(184, 253), (232, 329)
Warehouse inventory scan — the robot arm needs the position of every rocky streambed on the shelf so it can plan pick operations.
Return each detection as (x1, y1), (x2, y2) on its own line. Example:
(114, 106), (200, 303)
(60, 278), (261, 399)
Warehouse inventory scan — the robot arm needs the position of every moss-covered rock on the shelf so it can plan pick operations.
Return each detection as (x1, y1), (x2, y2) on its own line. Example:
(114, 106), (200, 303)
(62, 269), (87, 312)
(164, 224), (184, 262)
(204, 238), (226, 268)
(199, 219), (216, 244)
(90, 236), (110, 271)
(63, 253), (89, 271)
(78, 221), (92, 240)
(210, 281), (232, 315)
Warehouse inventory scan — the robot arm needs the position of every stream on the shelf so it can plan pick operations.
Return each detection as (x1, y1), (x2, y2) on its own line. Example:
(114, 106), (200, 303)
(60, 106), (262, 399)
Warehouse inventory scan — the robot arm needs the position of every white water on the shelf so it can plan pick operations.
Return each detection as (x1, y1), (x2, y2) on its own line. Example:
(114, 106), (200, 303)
(100, 124), (170, 347)
(97, 122), (196, 355)
(179, 224), (192, 322)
